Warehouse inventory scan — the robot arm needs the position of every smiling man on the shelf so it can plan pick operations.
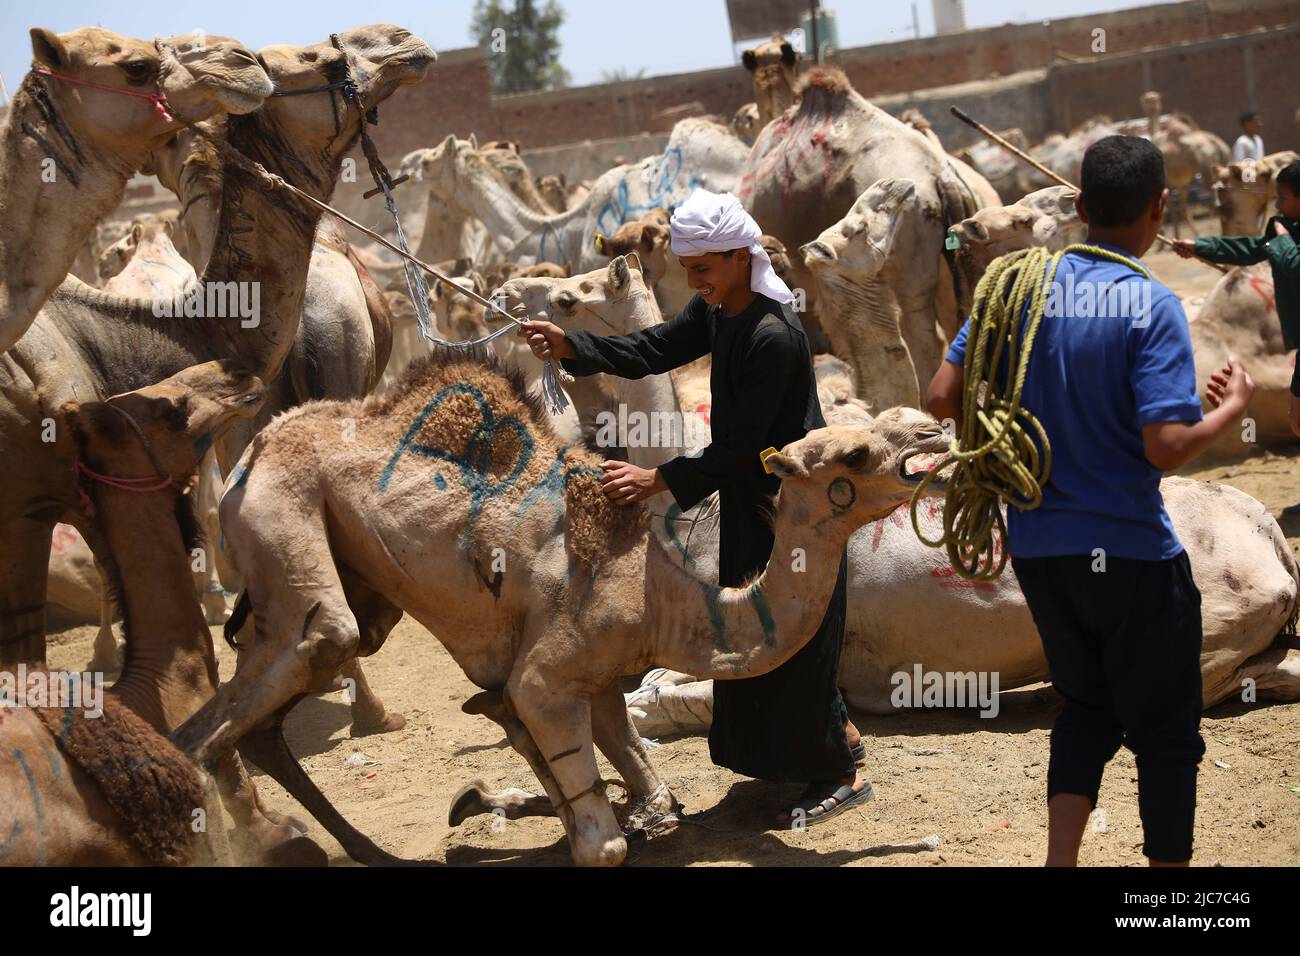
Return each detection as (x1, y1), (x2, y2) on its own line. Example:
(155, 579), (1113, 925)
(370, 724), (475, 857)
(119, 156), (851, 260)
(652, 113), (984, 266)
(518, 188), (870, 828)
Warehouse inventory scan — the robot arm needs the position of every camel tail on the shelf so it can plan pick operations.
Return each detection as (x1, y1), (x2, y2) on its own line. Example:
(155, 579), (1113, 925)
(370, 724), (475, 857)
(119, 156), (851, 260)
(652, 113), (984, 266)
(224, 590), (252, 650)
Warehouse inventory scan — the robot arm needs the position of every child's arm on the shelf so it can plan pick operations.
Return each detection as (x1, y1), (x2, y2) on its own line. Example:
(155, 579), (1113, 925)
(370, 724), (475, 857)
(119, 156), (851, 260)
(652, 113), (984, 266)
(1173, 234), (1268, 266)
(1266, 219), (1300, 277)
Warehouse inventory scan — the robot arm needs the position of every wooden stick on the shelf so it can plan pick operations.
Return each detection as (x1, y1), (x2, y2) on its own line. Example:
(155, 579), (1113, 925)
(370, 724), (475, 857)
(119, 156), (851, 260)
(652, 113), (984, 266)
(949, 106), (1229, 273)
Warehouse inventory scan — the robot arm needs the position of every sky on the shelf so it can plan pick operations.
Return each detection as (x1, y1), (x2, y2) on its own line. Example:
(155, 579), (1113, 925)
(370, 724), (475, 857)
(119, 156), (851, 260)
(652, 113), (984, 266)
(0, 0), (1157, 99)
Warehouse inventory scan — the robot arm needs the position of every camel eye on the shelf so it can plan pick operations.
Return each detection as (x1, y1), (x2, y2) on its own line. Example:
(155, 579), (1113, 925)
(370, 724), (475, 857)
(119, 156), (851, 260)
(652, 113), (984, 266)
(122, 60), (154, 85)
(554, 291), (578, 312)
(843, 448), (868, 468)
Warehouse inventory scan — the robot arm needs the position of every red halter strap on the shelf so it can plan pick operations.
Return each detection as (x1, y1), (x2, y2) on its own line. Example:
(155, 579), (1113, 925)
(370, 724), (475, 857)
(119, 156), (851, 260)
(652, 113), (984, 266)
(32, 65), (174, 123)
(72, 457), (175, 520)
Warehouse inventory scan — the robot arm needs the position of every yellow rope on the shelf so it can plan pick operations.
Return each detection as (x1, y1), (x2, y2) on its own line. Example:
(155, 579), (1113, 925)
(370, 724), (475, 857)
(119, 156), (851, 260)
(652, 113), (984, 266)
(909, 243), (1151, 580)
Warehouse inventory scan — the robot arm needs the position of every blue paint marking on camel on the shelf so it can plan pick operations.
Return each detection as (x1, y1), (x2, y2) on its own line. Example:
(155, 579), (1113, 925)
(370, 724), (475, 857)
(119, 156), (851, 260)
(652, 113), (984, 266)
(433, 472), (446, 491)
(594, 147), (699, 237)
(748, 585), (776, 647)
(0, 813), (19, 862)
(192, 432), (212, 454)
(659, 503), (726, 647)
(228, 462), (248, 489)
(14, 750), (45, 865)
(379, 383), (535, 548)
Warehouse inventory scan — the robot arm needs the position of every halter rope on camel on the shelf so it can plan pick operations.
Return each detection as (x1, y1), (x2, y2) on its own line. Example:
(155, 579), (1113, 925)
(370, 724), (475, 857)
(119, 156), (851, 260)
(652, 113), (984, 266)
(180, 37), (574, 415)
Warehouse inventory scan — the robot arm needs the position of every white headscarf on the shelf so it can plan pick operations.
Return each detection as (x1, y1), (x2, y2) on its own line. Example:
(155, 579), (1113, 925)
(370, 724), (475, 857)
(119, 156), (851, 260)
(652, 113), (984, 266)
(669, 188), (794, 304)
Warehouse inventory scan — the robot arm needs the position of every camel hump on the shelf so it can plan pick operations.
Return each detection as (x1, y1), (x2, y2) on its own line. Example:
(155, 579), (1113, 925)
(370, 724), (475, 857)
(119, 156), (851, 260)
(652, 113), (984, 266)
(33, 695), (205, 865)
(561, 450), (649, 567)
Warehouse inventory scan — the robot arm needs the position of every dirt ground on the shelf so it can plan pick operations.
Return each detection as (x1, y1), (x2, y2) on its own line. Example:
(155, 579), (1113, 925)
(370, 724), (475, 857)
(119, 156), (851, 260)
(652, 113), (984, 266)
(42, 240), (1300, 867)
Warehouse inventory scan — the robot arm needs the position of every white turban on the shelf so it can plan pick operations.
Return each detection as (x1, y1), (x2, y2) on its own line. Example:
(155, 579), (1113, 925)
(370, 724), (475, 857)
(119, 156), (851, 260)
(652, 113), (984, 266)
(669, 188), (794, 304)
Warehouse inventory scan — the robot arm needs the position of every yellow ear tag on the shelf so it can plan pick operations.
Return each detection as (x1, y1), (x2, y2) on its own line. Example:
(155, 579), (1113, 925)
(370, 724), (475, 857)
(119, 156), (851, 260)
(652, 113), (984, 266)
(759, 446), (780, 474)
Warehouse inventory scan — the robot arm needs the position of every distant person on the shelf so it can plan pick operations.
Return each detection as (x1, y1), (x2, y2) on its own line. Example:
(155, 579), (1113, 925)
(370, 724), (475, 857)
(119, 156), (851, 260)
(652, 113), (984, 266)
(1174, 161), (1300, 437)
(1232, 111), (1265, 163)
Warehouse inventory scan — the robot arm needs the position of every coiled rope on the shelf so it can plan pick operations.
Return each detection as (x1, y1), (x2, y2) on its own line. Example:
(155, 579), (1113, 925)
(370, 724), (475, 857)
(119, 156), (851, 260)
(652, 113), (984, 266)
(908, 243), (1151, 580)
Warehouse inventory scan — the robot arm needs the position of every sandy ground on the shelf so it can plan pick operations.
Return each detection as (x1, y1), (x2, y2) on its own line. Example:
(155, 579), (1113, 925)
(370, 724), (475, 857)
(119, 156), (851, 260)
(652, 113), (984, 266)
(42, 239), (1300, 867)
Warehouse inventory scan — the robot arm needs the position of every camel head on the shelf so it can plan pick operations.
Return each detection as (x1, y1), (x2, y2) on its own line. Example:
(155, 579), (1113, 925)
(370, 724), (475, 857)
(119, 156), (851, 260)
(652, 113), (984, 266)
(61, 360), (265, 484)
(405, 134), (500, 214)
(762, 407), (951, 531)
(253, 25), (433, 160)
(493, 254), (655, 336)
(537, 173), (568, 212)
(742, 34), (798, 126)
(594, 215), (671, 288)
(1213, 158), (1287, 236)
(432, 273), (489, 342)
(26, 27), (271, 153)
(947, 185), (1082, 295)
(801, 178), (917, 280)
(731, 102), (761, 145)
(97, 217), (177, 282)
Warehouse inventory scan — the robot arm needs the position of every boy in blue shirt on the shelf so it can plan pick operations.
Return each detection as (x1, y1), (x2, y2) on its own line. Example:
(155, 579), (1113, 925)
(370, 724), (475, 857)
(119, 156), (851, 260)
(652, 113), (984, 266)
(927, 136), (1255, 866)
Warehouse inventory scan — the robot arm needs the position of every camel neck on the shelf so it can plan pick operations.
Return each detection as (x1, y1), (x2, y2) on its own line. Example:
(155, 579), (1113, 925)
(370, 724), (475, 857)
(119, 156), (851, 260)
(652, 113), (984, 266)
(645, 485), (850, 679)
(459, 169), (585, 258)
(92, 484), (220, 733)
(202, 114), (340, 381)
(0, 81), (143, 351)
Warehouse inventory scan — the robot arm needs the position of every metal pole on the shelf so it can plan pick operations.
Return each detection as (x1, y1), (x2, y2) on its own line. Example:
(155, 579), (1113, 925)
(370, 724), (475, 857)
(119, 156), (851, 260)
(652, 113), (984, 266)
(810, 0), (820, 65)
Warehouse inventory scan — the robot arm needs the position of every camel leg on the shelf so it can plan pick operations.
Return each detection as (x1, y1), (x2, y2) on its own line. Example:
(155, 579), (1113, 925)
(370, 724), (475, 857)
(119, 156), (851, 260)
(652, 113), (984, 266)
(235, 710), (417, 866)
(0, 517), (53, 667)
(448, 689), (561, 825)
(212, 748), (328, 866)
(508, 665), (626, 867)
(1232, 646), (1300, 703)
(589, 683), (678, 830)
(340, 658), (407, 735)
(88, 554), (124, 673)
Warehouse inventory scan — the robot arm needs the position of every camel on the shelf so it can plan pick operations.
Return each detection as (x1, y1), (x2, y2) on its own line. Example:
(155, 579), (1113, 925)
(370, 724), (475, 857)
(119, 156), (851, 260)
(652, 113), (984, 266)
(741, 35), (798, 130)
(1142, 92), (1230, 237)
(168, 280), (953, 867)
(736, 67), (981, 388)
(0, 27), (273, 355)
(0, 359), (328, 865)
(800, 178), (928, 409)
(1213, 151), (1300, 236)
(730, 102), (761, 146)
(0, 27), (434, 672)
(98, 219), (197, 295)
(537, 173), (569, 214)
(407, 117), (749, 273)
(898, 108), (1001, 209)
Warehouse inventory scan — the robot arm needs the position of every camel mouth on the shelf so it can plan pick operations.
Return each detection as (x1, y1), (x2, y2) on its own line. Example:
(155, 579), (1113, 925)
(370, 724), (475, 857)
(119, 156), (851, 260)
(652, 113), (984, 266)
(800, 240), (835, 264)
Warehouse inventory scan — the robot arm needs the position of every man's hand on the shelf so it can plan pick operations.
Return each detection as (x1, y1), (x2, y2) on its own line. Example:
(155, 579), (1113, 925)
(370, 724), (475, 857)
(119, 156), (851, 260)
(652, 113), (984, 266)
(1171, 238), (1198, 259)
(599, 460), (666, 505)
(1274, 219), (1289, 238)
(1289, 395), (1300, 438)
(518, 320), (576, 362)
(1205, 356), (1255, 413)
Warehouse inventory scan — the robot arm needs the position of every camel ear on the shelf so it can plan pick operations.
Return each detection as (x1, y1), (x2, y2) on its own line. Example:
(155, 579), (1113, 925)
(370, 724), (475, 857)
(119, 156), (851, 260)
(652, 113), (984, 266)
(162, 218), (174, 237)
(742, 50), (758, 72)
(453, 256), (473, 276)
(431, 280), (445, 301)
(131, 223), (144, 244)
(468, 132), (479, 151)
(30, 28), (66, 71)
(780, 42), (796, 66)
(558, 172), (566, 187)
(624, 252), (643, 274)
(609, 255), (631, 290)
(765, 451), (806, 479)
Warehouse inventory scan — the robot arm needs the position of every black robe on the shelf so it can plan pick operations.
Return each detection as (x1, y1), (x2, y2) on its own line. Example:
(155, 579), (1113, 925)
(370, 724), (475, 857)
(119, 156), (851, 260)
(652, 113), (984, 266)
(561, 291), (853, 783)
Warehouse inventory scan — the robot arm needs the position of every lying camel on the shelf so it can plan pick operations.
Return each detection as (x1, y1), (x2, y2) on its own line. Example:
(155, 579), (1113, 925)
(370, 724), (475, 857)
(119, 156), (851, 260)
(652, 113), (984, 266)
(1213, 151), (1300, 237)
(0, 359), (323, 864)
(171, 256), (953, 867)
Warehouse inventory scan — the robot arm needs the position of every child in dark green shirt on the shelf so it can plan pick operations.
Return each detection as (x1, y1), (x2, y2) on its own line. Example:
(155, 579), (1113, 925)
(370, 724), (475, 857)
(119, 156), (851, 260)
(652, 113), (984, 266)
(1174, 161), (1300, 433)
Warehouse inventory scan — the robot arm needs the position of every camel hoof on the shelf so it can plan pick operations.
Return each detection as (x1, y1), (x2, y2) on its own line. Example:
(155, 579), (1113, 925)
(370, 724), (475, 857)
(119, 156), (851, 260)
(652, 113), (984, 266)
(264, 835), (328, 867)
(448, 780), (488, 826)
(350, 711), (407, 737)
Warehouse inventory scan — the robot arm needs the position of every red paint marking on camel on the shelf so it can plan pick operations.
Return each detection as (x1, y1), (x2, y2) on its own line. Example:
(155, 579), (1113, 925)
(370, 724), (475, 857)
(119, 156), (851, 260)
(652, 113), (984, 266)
(50, 525), (82, 555)
(1248, 275), (1277, 314)
(737, 111), (835, 202)
(695, 402), (711, 426)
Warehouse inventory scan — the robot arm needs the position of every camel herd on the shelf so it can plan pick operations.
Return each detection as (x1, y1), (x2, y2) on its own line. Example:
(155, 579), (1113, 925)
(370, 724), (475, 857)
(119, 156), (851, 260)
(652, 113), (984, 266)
(1, 24), (1298, 868)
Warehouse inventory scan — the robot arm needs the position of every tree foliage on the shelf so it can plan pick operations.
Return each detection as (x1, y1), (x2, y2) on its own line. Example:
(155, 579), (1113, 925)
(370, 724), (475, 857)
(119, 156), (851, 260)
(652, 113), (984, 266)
(471, 0), (571, 94)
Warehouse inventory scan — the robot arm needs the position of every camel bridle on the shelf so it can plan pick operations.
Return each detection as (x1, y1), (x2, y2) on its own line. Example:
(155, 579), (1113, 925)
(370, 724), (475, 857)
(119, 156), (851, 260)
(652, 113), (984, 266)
(72, 402), (189, 521)
(31, 38), (177, 123)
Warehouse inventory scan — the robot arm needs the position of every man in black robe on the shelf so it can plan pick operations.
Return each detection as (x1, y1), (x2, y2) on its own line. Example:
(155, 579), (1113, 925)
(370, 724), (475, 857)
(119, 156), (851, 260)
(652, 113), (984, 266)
(517, 188), (871, 827)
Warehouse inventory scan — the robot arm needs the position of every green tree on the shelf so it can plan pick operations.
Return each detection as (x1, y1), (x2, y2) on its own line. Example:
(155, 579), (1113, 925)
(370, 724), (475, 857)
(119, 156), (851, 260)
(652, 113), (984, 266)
(471, 0), (571, 94)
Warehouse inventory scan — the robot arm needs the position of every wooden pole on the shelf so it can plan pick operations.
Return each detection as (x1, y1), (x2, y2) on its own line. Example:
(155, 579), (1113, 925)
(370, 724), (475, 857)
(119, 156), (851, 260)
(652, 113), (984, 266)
(949, 106), (1229, 273)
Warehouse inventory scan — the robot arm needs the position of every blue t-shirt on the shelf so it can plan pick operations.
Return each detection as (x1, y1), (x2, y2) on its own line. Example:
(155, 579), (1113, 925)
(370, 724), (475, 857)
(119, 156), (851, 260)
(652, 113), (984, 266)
(945, 243), (1203, 561)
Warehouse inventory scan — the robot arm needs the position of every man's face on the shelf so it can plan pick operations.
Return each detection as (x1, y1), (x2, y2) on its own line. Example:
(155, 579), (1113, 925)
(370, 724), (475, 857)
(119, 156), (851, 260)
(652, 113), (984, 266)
(1246, 116), (1264, 136)
(679, 250), (750, 306)
(1276, 184), (1300, 221)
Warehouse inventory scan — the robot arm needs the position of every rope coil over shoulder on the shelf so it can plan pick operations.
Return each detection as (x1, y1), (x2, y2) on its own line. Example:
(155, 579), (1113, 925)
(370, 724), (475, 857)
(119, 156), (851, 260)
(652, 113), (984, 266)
(908, 243), (1151, 580)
